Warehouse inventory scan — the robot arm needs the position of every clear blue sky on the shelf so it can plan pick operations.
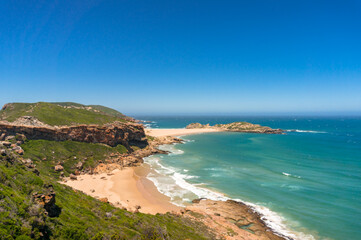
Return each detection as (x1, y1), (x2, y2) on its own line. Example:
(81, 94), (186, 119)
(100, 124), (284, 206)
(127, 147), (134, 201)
(1, 0), (361, 115)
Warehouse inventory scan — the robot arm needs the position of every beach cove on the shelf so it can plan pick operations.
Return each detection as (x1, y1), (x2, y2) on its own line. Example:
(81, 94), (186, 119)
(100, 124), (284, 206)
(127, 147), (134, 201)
(61, 127), (290, 240)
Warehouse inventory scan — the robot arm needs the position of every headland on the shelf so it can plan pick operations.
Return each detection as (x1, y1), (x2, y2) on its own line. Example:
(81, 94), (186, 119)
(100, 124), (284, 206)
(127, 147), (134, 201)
(0, 101), (288, 239)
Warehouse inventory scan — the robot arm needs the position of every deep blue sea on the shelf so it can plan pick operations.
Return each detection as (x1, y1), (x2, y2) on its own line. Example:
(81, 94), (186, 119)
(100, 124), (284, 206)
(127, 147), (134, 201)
(135, 116), (361, 240)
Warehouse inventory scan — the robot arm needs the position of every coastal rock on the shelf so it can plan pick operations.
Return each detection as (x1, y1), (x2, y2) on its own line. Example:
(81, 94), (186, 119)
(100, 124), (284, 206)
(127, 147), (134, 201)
(15, 148), (24, 155)
(1, 103), (11, 111)
(32, 185), (60, 217)
(54, 165), (64, 171)
(186, 199), (286, 240)
(5, 135), (15, 141)
(0, 118), (148, 151)
(76, 161), (83, 170)
(99, 197), (109, 203)
(23, 158), (35, 168)
(0, 149), (6, 156)
(16, 133), (26, 141)
(93, 163), (122, 174)
(69, 174), (77, 180)
(1, 141), (11, 147)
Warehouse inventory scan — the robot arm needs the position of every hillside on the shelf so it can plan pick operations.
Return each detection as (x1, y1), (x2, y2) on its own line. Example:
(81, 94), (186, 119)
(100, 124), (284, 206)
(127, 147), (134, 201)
(0, 102), (215, 239)
(0, 141), (214, 239)
(0, 102), (129, 126)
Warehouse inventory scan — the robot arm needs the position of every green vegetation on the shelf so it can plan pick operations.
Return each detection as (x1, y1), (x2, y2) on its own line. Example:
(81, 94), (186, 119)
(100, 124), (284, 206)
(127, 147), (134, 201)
(22, 140), (128, 178)
(0, 102), (215, 239)
(0, 142), (214, 239)
(53, 102), (126, 118)
(0, 102), (128, 126)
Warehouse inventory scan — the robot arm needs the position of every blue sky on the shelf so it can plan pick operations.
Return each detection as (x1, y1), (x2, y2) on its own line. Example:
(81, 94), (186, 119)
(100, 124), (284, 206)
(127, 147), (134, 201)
(1, 0), (361, 115)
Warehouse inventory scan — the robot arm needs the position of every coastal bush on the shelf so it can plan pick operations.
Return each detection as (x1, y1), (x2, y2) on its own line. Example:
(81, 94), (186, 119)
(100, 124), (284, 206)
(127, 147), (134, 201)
(0, 131), (215, 239)
(22, 140), (128, 177)
(0, 153), (214, 239)
(0, 102), (127, 126)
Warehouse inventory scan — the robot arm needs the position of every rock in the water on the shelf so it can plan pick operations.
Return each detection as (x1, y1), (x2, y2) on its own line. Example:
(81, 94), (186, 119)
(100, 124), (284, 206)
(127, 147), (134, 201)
(192, 198), (206, 204)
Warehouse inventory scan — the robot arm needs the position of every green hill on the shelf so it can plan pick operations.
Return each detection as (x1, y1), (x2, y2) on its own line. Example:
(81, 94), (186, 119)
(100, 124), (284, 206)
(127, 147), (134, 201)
(0, 141), (213, 240)
(0, 102), (128, 126)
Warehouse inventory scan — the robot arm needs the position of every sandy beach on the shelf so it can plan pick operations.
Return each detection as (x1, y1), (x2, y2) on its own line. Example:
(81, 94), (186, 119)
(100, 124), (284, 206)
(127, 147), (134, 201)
(62, 165), (180, 214)
(145, 128), (220, 137)
(62, 128), (217, 214)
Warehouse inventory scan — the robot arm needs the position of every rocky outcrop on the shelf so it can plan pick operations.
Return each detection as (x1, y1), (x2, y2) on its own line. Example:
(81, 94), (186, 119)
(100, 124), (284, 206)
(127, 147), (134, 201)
(0, 118), (148, 151)
(186, 122), (283, 134)
(32, 185), (61, 217)
(185, 199), (289, 240)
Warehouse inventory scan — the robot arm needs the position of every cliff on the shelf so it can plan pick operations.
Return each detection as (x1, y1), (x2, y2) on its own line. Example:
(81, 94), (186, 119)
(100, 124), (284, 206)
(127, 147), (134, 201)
(0, 117), (147, 151)
(186, 121), (283, 134)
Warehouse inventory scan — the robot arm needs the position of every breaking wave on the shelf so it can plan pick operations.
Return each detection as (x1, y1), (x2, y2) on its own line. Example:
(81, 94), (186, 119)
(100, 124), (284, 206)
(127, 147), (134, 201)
(286, 129), (327, 134)
(143, 145), (315, 240)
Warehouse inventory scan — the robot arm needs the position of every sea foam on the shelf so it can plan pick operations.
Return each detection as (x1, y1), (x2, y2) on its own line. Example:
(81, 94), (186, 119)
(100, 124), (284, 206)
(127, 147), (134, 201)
(286, 129), (327, 134)
(143, 143), (318, 240)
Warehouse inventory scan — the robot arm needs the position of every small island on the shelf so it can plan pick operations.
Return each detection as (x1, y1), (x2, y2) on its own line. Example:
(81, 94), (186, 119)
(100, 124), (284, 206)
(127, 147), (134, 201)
(186, 122), (284, 134)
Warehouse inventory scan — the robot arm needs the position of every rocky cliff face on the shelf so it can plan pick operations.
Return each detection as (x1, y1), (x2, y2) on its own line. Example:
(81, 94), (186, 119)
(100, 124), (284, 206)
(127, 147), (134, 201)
(0, 117), (147, 151)
(186, 122), (283, 134)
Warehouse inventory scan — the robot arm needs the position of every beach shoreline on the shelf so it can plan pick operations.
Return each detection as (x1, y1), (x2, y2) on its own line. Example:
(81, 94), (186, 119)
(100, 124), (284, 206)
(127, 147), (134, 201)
(61, 128), (213, 214)
(62, 164), (180, 214)
(61, 127), (292, 240)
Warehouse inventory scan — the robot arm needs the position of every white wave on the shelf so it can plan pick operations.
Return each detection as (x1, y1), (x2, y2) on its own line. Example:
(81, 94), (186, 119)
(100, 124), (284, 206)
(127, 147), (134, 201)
(158, 144), (184, 155)
(286, 129), (327, 134)
(143, 154), (315, 240)
(170, 172), (228, 202)
(282, 172), (302, 179)
(242, 201), (316, 240)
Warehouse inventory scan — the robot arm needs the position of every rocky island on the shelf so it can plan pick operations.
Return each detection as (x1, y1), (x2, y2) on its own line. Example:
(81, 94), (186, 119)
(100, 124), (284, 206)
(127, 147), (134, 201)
(186, 122), (284, 134)
(0, 102), (288, 240)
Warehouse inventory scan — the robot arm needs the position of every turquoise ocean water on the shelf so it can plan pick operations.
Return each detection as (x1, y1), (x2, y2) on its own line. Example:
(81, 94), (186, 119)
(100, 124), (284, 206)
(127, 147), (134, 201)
(136, 116), (361, 240)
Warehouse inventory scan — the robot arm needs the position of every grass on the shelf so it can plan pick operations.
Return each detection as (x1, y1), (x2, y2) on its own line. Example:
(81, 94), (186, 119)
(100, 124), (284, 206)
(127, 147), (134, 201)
(0, 102), (127, 126)
(0, 142), (215, 239)
(21, 140), (128, 178)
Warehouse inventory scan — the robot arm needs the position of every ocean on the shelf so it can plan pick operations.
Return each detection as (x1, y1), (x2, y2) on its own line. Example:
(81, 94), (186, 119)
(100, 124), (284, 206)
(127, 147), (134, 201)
(135, 116), (361, 240)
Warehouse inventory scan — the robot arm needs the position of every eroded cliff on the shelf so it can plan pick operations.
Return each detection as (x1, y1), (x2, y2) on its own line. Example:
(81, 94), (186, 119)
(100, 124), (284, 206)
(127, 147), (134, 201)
(0, 116), (147, 151)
